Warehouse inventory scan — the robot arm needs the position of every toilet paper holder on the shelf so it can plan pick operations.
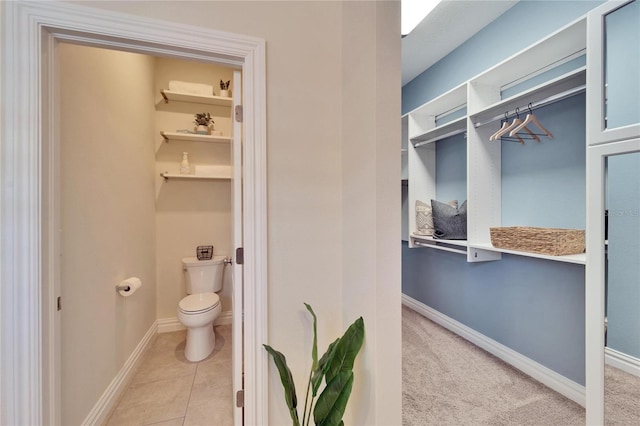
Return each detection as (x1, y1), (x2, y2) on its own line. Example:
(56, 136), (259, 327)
(116, 277), (142, 297)
(115, 283), (131, 292)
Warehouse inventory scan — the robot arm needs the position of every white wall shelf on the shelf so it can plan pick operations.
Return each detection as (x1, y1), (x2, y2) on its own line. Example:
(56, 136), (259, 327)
(408, 82), (467, 140)
(160, 131), (231, 144)
(157, 83), (234, 187)
(470, 68), (586, 125)
(468, 17), (586, 103)
(411, 116), (467, 147)
(470, 243), (586, 265)
(160, 171), (231, 181)
(160, 89), (232, 107)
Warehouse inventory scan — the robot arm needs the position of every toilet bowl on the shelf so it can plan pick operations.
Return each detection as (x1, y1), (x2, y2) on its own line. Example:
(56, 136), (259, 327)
(178, 292), (221, 362)
(177, 255), (226, 362)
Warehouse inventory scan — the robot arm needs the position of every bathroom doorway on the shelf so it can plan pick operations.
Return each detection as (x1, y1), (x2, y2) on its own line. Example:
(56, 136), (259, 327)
(56, 43), (242, 424)
(0, 2), (267, 425)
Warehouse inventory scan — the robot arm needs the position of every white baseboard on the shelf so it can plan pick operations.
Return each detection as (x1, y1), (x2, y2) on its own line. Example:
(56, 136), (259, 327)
(82, 320), (158, 426)
(215, 310), (233, 326)
(157, 310), (232, 333)
(605, 346), (640, 377)
(157, 317), (186, 333)
(402, 294), (586, 407)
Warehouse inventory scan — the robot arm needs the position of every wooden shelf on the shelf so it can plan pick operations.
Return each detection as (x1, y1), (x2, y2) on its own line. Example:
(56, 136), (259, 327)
(160, 90), (232, 107)
(160, 171), (231, 181)
(470, 243), (586, 265)
(160, 131), (231, 144)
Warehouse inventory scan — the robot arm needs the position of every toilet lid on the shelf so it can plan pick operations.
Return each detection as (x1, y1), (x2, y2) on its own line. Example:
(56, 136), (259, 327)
(179, 292), (220, 313)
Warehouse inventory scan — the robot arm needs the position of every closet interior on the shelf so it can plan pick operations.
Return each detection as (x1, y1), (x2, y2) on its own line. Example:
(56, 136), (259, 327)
(405, 16), (587, 264)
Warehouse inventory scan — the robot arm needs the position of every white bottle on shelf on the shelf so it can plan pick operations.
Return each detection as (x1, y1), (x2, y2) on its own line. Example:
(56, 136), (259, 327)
(180, 152), (191, 175)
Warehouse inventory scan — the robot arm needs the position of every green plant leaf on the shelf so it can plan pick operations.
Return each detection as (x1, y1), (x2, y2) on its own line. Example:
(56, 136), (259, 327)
(263, 344), (300, 426)
(304, 303), (318, 371)
(311, 338), (339, 396)
(325, 317), (364, 382)
(313, 370), (354, 426)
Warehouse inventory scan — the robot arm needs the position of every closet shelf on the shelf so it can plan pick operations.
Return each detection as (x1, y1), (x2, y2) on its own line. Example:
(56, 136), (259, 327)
(411, 116), (467, 147)
(160, 131), (231, 144)
(160, 90), (232, 107)
(160, 172), (231, 181)
(470, 243), (586, 265)
(470, 67), (586, 125)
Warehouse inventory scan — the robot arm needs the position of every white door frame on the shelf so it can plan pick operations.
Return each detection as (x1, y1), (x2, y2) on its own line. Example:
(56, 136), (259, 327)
(0, 1), (268, 425)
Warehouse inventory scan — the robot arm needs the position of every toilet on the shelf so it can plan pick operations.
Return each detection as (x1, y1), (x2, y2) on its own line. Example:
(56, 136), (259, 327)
(177, 255), (226, 362)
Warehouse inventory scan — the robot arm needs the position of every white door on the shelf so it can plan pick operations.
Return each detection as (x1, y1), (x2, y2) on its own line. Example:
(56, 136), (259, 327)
(231, 69), (244, 425)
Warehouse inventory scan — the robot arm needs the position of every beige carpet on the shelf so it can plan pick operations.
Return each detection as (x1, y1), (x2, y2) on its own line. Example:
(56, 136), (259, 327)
(403, 305), (640, 425)
(605, 363), (640, 425)
(402, 305), (585, 425)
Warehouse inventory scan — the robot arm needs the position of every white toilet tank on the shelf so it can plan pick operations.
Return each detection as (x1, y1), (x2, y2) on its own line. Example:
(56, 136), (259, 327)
(182, 255), (226, 294)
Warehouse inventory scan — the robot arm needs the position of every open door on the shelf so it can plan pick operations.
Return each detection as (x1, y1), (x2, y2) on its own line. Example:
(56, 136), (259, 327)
(231, 69), (244, 425)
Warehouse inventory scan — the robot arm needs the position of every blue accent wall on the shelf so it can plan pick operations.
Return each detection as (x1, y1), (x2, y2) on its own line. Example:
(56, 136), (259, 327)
(501, 94), (586, 228)
(403, 241), (586, 383)
(402, 1), (607, 386)
(436, 133), (467, 203)
(402, 0), (604, 115)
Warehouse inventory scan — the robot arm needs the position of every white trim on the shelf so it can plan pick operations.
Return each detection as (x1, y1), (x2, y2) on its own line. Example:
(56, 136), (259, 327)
(585, 139), (640, 426)
(586, 0), (640, 146)
(157, 318), (186, 334)
(0, 2), (268, 425)
(605, 347), (640, 378)
(402, 294), (586, 407)
(82, 321), (158, 426)
(157, 311), (233, 333)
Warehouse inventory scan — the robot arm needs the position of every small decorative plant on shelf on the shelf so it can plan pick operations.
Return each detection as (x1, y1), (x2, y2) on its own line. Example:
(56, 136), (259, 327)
(219, 79), (230, 97)
(264, 303), (364, 426)
(193, 112), (214, 135)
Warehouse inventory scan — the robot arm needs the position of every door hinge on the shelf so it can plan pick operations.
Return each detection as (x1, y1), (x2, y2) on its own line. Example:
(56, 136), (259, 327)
(57, 296), (62, 311)
(235, 105), (243, 123)
(236, 247), (244, 265)
(236, 389), (244, 407)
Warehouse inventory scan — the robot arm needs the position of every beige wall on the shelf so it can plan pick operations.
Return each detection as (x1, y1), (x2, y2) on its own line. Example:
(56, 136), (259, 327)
(67, 1), (402, 424)
(341, 2), (403, 424)
(59, 44), (157, 425)
(154, 58), (234, 319)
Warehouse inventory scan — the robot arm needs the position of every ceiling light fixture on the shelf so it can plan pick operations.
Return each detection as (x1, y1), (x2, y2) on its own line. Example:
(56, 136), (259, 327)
(402, 0), (442, 36)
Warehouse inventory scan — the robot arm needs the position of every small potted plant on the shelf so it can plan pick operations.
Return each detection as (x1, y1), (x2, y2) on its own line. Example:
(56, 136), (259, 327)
(219, 79), (230, 98)
(193, 112), (214, 135)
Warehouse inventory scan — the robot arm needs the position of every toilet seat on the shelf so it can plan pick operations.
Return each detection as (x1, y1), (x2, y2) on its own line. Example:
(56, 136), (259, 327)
(179, 292), (220, 315)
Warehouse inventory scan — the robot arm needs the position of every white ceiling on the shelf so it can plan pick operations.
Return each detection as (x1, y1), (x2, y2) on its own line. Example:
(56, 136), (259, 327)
(402, 0), (519, 86)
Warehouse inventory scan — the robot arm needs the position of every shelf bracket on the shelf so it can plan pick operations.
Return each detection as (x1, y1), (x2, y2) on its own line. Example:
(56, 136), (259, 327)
(160, 90), (169, 104)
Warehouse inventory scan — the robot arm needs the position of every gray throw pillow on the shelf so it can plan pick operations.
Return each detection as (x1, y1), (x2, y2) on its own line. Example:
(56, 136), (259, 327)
(431, 199), (467, 240)
(415, 199), (458, 236)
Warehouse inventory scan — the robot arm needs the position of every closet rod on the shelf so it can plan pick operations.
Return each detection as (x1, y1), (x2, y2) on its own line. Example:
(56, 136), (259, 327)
(413, 239), (468, 255)
(501, 49), (586, 92)
(473, 84), (585, 128)
(435, 103), (466, 121)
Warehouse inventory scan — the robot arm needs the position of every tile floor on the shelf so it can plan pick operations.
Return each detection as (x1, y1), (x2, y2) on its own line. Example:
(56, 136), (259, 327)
(105, 325), (233, 426)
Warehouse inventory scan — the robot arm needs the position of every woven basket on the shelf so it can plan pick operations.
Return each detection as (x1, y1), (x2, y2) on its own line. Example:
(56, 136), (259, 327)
(489, 226), (585, 256)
